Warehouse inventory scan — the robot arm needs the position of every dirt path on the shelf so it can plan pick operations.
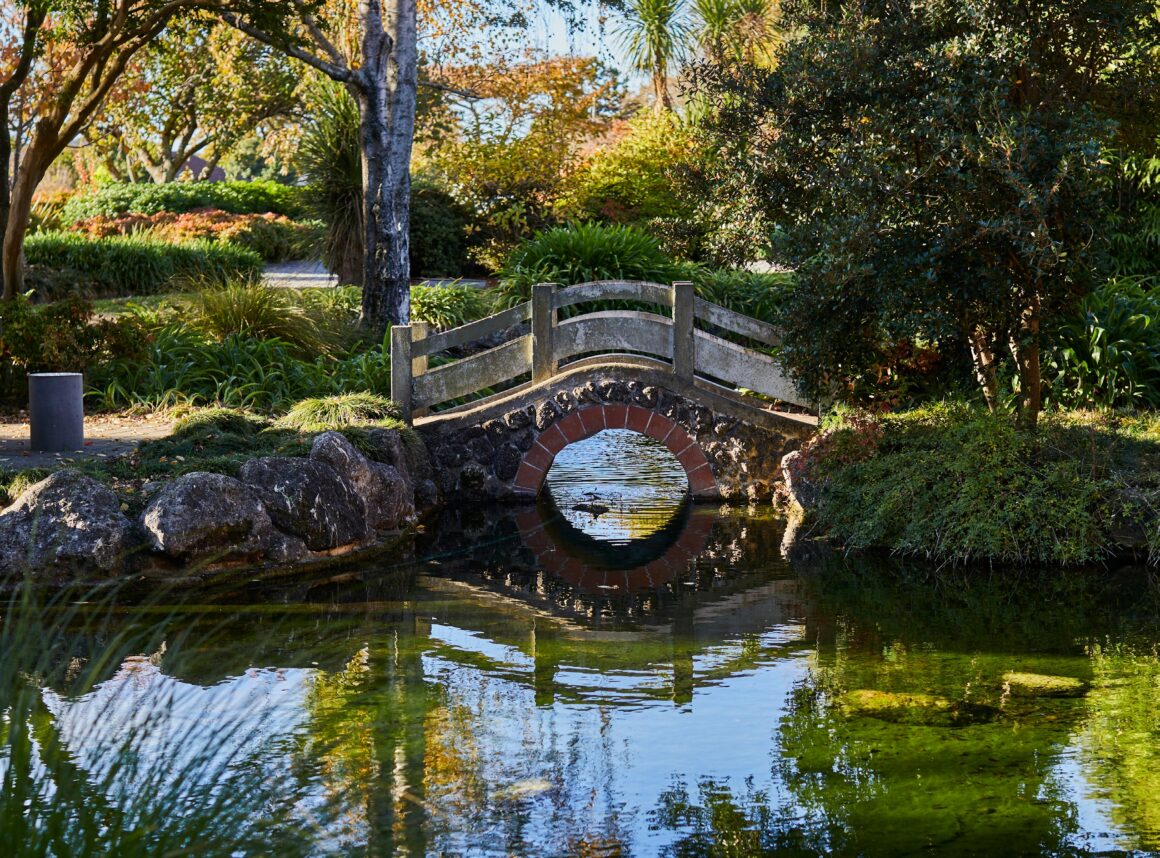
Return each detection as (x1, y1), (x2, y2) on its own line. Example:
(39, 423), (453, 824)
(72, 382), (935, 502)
(0, 413), (174, 471)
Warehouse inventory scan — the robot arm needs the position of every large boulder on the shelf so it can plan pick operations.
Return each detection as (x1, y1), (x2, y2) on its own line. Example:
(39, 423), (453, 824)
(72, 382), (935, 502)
(309, 432), (414, 530)
(368, 426), (439, 514)
(239, 457), (371, 550)
(140, 472), (306, 564)
(0, 470), (134, 577)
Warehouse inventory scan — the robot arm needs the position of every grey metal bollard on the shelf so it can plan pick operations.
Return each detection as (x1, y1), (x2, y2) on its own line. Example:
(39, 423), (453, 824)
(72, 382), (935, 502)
(28, 372), (84, 453)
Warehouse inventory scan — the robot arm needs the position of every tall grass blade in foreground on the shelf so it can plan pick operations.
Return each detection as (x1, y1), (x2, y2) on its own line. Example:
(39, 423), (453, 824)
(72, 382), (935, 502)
(0, 579), (321, 856)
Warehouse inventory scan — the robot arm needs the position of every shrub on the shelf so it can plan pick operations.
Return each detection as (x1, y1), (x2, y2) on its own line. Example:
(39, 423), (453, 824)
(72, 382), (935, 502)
(1049, 277), (1160, 410)
(58, 179), (306, 224)
(23, 232), (263, 300)
(276, 393), (403, 432)
(689, 268), (793, 326)
(0, 296), (149, 401)
(801, 405), (1117, 565)
(70, 210), (322, 262)
(186, 281), (350, 358)
(495, 223), (678, 307)
(411, 180), (469, 277)
(411, 282), (492, 330)
(557, 112), (701, 235)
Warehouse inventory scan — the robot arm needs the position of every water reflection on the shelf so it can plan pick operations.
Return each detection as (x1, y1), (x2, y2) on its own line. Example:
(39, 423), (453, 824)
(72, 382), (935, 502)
(4, 507), (1160, 856)
(545, 428), (689, 543)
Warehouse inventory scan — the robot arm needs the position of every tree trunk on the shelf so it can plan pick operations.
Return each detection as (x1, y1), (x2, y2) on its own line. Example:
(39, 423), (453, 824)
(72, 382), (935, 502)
(356, 0), (418, 336)
(0, 131), (11, 301)
(967, 327), (1000, 411)
(1010, 295), (1042, 430)
(1, 140), (46, 301)
(653, 69), (673, 112)
(0, 3), (47, 301)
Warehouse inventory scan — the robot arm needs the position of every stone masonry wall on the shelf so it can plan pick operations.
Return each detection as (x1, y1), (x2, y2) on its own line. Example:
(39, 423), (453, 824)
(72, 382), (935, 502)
(417, 370), (814, 503)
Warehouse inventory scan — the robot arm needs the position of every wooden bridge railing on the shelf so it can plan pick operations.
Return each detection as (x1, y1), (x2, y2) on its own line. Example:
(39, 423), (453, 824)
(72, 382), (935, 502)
(390, 280), (809, 422)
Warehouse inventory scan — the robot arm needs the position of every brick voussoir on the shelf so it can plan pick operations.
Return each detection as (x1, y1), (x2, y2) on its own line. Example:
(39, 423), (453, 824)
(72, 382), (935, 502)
(604, 404), (629, 429)
(578, 406), (606, 435)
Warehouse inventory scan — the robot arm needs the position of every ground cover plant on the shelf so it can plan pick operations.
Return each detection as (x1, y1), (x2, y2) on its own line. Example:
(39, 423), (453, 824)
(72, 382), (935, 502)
(1048, 278), (1160, 411)
(793, 405), (1160, 566)
(78, 280), (495, 414)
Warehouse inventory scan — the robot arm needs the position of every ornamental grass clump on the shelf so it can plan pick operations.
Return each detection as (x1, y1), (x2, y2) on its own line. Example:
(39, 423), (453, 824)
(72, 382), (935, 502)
(277, 393), (404, 433)
(186, 280), (350, 358)
(411, 282), (492, 330)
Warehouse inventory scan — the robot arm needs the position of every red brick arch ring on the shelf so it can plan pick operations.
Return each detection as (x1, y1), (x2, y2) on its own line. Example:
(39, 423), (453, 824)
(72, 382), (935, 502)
(513, 404), (719, 499)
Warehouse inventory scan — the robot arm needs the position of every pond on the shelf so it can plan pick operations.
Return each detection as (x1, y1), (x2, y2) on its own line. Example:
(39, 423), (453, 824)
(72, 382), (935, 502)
(3, 431), (1159, 856)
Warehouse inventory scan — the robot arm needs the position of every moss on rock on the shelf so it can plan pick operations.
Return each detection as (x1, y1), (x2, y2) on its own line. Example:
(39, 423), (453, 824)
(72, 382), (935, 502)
(839, 689), (998, 726)
(1002, 671), (1088, 698)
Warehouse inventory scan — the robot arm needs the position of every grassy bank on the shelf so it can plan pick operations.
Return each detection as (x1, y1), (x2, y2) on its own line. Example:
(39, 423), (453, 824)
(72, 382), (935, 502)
(794, 406), (1160, 566)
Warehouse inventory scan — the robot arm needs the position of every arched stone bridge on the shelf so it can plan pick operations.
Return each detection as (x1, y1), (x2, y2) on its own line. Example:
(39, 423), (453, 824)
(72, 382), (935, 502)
(393, 281), (817, 502)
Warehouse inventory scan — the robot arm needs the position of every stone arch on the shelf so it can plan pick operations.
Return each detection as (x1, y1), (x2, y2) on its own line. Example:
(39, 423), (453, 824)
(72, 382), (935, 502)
(513, 404), (718, 499)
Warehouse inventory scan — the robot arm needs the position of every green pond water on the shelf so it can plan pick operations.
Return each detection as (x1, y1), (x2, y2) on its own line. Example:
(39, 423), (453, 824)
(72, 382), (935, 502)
(4, 430), (1160, 856)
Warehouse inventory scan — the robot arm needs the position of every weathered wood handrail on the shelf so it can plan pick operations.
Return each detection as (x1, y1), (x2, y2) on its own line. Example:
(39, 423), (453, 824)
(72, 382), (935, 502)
(391, 279), (807, 422)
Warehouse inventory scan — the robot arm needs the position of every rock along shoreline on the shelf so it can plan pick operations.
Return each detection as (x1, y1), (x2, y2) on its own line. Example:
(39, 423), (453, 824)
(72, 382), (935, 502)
(0, 429), (440, 588)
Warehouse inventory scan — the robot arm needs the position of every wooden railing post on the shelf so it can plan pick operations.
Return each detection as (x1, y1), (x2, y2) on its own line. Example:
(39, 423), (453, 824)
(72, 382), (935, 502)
(411, 321), (429, 418)
(391, 324), (413, 424)
(672, 280), (695, 383)
(532, 282), (558, 383)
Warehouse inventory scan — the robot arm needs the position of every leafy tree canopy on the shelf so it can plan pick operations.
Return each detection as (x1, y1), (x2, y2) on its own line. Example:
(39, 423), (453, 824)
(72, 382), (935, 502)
(693, 0), (1160, 423)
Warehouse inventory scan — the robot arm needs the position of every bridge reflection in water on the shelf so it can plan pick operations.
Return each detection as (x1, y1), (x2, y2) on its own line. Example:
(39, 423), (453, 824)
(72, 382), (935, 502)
(512, 427), (712, 593)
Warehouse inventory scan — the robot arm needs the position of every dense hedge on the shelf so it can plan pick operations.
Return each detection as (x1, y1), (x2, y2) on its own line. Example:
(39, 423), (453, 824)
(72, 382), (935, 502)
(58, 180), (306, 224)
(69, 210), (321, 262)
(23, 233), (264, 300)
